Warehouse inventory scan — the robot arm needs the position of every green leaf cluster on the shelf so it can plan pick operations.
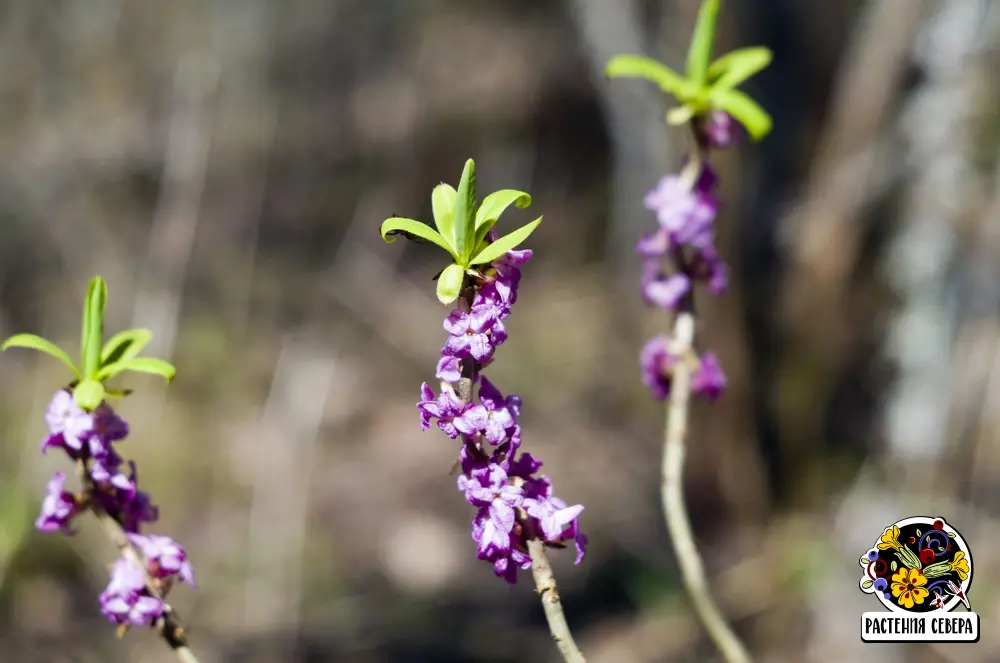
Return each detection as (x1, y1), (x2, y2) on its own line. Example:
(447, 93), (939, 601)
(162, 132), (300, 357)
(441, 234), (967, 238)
(1, 276), (176, 410)
(605, 0), (773, 140)
(379, 158), (541, 305)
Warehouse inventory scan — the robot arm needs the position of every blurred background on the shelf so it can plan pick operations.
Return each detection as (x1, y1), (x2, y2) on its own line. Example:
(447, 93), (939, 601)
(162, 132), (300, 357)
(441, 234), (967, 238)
(0, 0), (998, 661)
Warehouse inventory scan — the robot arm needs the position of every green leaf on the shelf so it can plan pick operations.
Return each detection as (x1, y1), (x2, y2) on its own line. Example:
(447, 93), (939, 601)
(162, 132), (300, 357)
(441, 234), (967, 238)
(710, 88), (772, 140)
(947, 531), (956, 538)
(74, 378), (105, 411)
(100, 328), (153, 366)
(469, 216), (542, 266)
(431, 183), (458, 252)
(605, 55), (695, 99)
(666, 104), (696, 125)
(475, 190), (531, 230)
(916, 529), (922, 536)
(95, 357), (176, 383)
(862, 579), (874, 590)
(473, 189), (532, 250)
(685, 0), (721, 85)
(890, 560), (898, 572)
(707, 46), (772, 91)
(436, 263), (465, 305)
(80, 276), (107, 378)
(1, 333), (81, 379)
(452, 159), (477, 261)
(380, 217), (459, 260)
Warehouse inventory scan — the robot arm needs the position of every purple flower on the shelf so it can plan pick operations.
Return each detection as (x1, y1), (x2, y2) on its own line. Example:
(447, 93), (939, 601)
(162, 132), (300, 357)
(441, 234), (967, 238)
(704, 110), (741, 150)
(524, 492), (585, 542)
(128, 534), (196, 587)
(691, 352), (726, 401)
(482, 247), (532, 310)
(641, 261), (690, 309)
(493, 548), (532, 584)
(453, 377), (519, 444)
(118, 489), (160, 534)
(643, 175), (718, 247)
(35, 472), (79, 534)
(443, 307), (497, 362)
(90, 448), (136, 496)
(690, 244), (728, 294)
(639, 336), (678, 401)
(464, 464), (523, 556)
(435, 356), (462, 382)
(417, 382), (468, 439)
(636, 229), (671, 258)
(43, 390), (94, 452)
(99, 557), (164, 627)
(90, 404), (129, 444)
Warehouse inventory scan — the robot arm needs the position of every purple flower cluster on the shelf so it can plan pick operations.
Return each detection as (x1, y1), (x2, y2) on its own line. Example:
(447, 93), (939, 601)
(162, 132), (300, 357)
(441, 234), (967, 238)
(638, 114), (738, 401)
(418, 243), (587, 583)
(36, 389), (194, 627)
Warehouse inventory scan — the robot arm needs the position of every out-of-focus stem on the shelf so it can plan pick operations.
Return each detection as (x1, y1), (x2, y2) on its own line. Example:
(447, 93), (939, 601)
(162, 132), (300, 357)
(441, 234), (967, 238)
(80, 462), (200, 663)
(661, 303), (751, 663)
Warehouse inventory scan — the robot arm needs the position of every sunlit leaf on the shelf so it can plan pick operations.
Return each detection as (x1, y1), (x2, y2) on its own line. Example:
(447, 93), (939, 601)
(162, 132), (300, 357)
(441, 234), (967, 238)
(452, 159), (478, 260)
(475, 190), (531, 230)
(605, 55), (694, 99)
(1, 334), (81, 378)
(685, 0), (721, 85)
(473, 189), (532, 249)
(469, 216), (542, 266)
(101, 328), (153, 366)
(436, 263), (465, 305)
(710, 88), (772, 140)
(707, 46), (772, 91)
(74, 378), (105, 411)
(431, 183), (458, 253)
(380, 217), (459, 260)
(96, 357), (176, 383)
(81, 276), (107, 377)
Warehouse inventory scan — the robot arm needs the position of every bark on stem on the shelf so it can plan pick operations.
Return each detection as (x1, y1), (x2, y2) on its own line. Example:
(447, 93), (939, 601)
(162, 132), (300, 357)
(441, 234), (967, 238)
(454, 285), (586, 663)
(527, 538), (587, 663)
(662, 312), (751, 663)
(80, 462), (200, 663)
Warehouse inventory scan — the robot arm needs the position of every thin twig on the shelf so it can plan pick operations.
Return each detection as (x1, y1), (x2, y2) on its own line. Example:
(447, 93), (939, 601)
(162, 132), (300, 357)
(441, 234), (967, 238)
(453, 286), (586, 663)
(527, 538), (586, 663)
(662, 312), (751, 663)
(79, 462), (200, 663)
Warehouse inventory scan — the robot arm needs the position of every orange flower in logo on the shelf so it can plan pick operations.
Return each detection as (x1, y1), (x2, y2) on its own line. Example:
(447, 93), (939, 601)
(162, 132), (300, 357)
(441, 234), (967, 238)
(891, 567), (929, 609)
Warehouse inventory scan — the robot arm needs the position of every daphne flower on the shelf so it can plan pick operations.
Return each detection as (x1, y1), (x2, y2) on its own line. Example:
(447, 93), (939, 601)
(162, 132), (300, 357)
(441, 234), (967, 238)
(35, 472), (80, 534)
(43, 390), (94, 452)
(128, 533), (196, 586)
(453, 377), (519, 444)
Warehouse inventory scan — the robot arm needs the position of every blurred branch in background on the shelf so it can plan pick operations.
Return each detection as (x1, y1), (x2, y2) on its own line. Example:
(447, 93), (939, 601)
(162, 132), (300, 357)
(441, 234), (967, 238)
(133, 55), (219, 362)
(242, 334), (334, 656)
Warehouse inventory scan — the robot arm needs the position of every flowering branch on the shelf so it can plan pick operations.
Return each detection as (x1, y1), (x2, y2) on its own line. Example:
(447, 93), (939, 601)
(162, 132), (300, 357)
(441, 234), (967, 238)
(3, 276), (198, 661)
(606, 2), (773, 661)
(383, 159), (587, 662)
(82, 464), (198, 663)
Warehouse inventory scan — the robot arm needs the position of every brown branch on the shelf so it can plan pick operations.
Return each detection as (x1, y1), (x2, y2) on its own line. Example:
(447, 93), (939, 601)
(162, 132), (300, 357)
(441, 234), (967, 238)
(79, 462), (200, 663)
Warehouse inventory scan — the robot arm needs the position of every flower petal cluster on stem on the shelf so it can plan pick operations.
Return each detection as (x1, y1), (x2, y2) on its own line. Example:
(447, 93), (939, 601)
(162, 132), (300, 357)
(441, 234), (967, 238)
(36, 389), (194, 629)
(637, 117), (739, 402)
(417, 238), (587, 583)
